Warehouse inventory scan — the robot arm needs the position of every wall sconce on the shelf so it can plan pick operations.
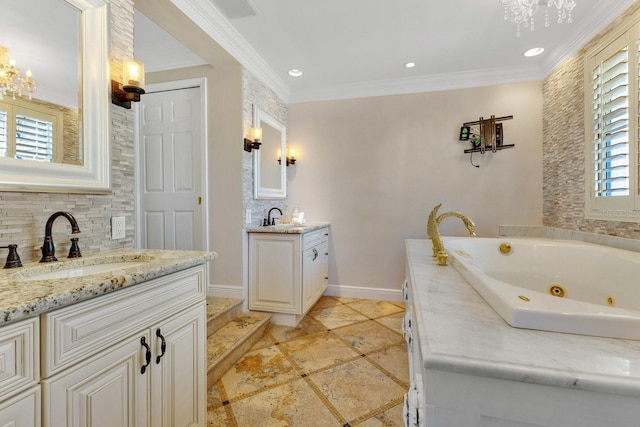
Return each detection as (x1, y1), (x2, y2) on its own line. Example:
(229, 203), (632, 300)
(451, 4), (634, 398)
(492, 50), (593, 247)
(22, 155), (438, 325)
(244, 127), (262, 152)
(278, 149), (297, 166)
(112, 58), (146, 109)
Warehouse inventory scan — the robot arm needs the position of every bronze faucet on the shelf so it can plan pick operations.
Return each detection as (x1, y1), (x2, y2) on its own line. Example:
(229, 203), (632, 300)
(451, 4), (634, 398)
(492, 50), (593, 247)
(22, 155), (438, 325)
(427, 203), (476, 266)
(265, 207), (283, 226)
(40, 211), (81, 262)
(0, 244), (22, 268)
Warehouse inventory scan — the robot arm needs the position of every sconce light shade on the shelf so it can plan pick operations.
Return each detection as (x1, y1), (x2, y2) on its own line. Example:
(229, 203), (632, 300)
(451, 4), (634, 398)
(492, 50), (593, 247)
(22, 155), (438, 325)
(244, 127), (262, 152)
(112, 58), (146, 109)
(278, 148), (297, 166)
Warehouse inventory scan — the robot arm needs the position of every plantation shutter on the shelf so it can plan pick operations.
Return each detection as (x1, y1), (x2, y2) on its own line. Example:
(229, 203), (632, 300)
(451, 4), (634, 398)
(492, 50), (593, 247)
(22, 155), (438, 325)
(15, 114), (54, 162)
(591, 44), (630, 197)
(0, 109), (7, 158)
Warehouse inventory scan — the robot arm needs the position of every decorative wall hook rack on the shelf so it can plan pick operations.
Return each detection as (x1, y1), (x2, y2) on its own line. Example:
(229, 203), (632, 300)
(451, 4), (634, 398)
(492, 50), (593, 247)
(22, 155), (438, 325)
(459, 115), (514, 167)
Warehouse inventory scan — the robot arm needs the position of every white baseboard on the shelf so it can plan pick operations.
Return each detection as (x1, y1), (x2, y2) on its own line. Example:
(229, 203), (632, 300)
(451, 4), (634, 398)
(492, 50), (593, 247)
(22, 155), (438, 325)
(323, 284), (403, 302)
(207, 284), (243, 299)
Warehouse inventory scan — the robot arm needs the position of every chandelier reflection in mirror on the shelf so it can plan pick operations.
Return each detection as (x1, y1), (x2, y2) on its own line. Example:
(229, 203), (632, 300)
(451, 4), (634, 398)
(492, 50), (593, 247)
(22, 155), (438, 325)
(0, 45), (36, 100)
(500, 0), (576, 36)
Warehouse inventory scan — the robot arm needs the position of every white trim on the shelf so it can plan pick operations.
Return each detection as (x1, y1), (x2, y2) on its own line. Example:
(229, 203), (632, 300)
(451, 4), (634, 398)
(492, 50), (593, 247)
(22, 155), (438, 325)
(169, 0), (290, 103)
(134, 77), (209, 250)
(323, 284), (404, 303)
(207, 284), (243, 299)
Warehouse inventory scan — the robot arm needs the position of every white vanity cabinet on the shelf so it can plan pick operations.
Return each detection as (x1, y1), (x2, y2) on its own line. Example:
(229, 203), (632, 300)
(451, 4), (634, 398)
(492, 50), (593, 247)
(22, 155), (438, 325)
(0, 317), (40, 427)
(249, 226), (329, 326)
(40, 265), (207, 427)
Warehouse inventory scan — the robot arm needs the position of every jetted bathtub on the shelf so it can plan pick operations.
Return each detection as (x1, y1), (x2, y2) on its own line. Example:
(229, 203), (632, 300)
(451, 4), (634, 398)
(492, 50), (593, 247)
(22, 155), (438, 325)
(443, 236), (640, 340)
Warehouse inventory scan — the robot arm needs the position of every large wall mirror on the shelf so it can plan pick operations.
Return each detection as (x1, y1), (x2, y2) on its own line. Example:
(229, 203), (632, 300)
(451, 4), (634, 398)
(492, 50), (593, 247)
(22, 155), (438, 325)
(254, 108), (287, 199)
(0, 0), (110, 192)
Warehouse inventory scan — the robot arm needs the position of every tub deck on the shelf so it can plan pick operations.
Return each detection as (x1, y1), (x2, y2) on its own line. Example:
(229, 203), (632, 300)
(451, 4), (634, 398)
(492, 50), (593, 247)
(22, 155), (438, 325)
(406, 238), (640, 426)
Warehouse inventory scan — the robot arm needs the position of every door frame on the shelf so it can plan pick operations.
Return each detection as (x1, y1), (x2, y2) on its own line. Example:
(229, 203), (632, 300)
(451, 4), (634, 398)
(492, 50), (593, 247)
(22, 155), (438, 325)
(133, 77), (209, 251)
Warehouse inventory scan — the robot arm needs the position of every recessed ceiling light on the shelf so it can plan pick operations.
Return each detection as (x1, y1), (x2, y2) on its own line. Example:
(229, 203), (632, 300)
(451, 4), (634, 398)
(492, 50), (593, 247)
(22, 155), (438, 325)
(404, 62), (416, 68)
(524, 47), (545, 57)
(288, 69), (303, 77)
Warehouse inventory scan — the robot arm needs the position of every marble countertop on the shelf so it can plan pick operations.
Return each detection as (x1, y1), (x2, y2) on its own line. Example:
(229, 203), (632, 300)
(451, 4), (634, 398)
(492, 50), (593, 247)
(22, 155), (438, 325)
(405, 238), (640, 397)
(0, 248), (216, 325)
(245, 222), (330, 234)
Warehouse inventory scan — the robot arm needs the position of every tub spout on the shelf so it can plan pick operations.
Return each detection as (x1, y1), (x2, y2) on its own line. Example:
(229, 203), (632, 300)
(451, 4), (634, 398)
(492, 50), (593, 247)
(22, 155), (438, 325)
(427, 203), (476, 266)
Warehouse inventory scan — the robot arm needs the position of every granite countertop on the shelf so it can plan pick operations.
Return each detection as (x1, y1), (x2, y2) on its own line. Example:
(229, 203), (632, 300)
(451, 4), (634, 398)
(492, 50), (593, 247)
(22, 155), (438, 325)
(245, 222), (330, 234)
(405, 238), (640, 398)
(0, 248), (216, 325)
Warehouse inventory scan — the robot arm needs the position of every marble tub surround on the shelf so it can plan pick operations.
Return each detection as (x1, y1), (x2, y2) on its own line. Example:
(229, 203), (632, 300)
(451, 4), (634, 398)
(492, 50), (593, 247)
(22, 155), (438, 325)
(406, 238), (640, 425)
(208, 296), (408, 426)
(0, 248), (216, 324)
(499, 225), (640, 253)
(245, 221), (330, 234)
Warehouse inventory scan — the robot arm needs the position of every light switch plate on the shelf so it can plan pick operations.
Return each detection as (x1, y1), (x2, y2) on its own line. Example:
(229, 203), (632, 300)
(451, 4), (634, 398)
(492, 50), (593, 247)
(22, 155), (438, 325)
(111, 216), (126, 239)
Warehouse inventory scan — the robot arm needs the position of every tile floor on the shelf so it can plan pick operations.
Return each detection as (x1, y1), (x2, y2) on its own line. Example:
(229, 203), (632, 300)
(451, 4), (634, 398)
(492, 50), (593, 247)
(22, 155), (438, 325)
(207, 296), (408, 426)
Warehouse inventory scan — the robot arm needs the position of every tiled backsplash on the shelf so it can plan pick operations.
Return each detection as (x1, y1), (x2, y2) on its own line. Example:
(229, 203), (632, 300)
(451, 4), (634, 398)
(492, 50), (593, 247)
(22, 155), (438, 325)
(242, 70), (288, 227)
(0, 0), (136, 263)
(543, 2), (640, 241)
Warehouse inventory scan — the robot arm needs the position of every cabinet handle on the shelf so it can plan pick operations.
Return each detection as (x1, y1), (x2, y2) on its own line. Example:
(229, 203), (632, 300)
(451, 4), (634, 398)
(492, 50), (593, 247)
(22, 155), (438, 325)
(312, 248), (318, 261)
(140, 336), (152, 374)
(156, 328), (167, 364)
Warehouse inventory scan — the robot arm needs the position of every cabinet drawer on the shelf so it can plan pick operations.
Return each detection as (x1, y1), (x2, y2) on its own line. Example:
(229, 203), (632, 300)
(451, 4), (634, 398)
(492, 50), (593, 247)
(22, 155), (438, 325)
(303, 228), (329, 250)
(41, 265), (206, 377)
(0, 317), (39, 397)
(0, 385), (40, 427)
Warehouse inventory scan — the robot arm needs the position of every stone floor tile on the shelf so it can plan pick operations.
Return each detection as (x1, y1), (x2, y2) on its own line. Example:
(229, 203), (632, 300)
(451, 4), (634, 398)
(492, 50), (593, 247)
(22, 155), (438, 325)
(333, 319), (404, 354)
(367, 343), (410, 385)
(231, 378), (341, 427)
(309, 358), (406, 422)
(346, 299), (405, 319)
(354, 403), (405, 426)
(309, 304), (369, 329)
(278, 331), (360, 373)
(268, 315), (328, 343)
(220, 345), (298, 400)
(375, 311), (405, 334)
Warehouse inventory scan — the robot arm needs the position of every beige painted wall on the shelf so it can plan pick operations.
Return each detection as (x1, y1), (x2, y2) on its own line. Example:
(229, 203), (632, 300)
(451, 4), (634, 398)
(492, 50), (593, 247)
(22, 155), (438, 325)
(288, 81), (543, 290)
(146, 64), (244, 288)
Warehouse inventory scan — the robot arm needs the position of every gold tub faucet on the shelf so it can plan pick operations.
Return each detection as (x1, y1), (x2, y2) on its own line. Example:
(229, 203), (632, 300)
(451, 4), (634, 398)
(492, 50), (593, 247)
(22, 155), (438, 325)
(427, 203), (476, 266)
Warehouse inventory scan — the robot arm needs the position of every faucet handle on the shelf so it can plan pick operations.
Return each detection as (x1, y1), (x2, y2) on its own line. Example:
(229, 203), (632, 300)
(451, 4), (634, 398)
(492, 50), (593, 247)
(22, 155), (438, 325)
(68, 238), (82, 259)
(0, 244), (23, 269)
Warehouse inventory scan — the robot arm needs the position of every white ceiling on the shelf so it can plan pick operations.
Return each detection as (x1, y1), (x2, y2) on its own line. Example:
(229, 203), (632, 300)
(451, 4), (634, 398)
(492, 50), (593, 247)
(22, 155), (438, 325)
(136, 0), (635, 103)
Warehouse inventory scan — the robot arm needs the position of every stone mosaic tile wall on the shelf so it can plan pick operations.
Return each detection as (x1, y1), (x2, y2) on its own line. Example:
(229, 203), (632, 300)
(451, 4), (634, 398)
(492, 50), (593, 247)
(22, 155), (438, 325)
(242, 70), (289, 227)
(0, 0), (136, 263)
(543, 1), (640, 239)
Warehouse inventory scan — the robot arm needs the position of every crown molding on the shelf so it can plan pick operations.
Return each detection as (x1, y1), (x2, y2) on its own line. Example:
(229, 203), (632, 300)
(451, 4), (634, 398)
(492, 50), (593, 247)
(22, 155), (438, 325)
(539, 0), (636, 78)
(170, 0), (291, 102)
(288, 65), (544, 104)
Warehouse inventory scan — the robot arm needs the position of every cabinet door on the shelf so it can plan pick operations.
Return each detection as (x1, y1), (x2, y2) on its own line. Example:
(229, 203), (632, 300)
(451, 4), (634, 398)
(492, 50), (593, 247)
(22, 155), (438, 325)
(150, 301), (206, 427)
(0, 386), (40, 427)
(249, 234), (301, 313)
(42, 332), (150, 427)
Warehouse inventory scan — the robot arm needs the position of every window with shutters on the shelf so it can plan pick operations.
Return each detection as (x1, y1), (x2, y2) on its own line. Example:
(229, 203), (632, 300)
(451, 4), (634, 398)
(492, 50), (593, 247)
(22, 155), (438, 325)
(585, 20), (640, 221)
(0, 99), (63, 163)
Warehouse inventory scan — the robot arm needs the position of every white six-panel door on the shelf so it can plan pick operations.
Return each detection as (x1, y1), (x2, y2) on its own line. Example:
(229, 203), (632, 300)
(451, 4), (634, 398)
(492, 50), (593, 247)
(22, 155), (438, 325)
(138, 86), (203, 250)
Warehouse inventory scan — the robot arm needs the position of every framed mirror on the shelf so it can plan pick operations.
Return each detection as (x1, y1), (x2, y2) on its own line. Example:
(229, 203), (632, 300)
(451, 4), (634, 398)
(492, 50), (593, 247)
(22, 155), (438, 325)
(0, 0), (110, 193)
(253, 108), (287, 199)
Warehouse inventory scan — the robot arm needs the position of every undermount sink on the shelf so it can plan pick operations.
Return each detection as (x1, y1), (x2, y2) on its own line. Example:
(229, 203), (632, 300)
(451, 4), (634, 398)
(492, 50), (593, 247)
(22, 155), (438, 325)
(13, 256), (152, 281)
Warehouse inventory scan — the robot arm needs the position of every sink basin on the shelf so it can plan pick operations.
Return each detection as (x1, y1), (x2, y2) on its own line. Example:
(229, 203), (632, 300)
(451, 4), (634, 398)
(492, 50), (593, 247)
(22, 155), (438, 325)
(12, 256), (151, 281)
(15, 260), (148, 281)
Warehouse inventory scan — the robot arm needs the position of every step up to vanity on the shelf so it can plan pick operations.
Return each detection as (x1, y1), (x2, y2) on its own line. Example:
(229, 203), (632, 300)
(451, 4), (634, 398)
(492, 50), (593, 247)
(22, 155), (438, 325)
(205, 297), (271, 388)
